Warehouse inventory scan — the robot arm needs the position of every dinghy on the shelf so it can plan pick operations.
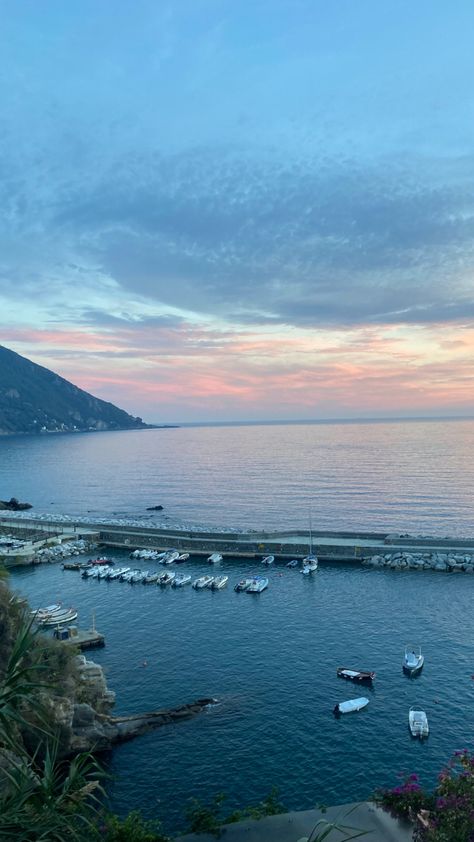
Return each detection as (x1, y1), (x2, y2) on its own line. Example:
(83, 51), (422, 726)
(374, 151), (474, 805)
(403, 644), (424, 675)
(333, 697), (369, 715)
(337, 668), (376, 684)
(409, 707), (429, 739)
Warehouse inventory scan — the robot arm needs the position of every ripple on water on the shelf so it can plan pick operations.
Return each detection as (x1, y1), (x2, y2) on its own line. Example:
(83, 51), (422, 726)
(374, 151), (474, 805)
(9, 554), (474, 834)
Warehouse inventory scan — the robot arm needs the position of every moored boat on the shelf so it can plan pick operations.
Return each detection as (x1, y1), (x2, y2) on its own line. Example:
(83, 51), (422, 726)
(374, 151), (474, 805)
(247, 576), (268, 593)
(36, 609), (78, 626)
(158, 570), (175, 585)
(234, 577), (254, 592)
(261, 555), (274, 565)
(408, 707), (429, 739)
(301, 555), (318, 573)
(142, 572), (160, 584)
(173, 573), (191, 587)
(403, 644), (424, 675)
(207, 552), (223, 564)
(193, 575), (214, 589)
(211, 575), (228, 590)
(333, 697), (369, 715)
(162, 551), (180, 565)
(337, 667), (376, 684)
(176, 553), (190, 563)
(286, 559), (299, 568)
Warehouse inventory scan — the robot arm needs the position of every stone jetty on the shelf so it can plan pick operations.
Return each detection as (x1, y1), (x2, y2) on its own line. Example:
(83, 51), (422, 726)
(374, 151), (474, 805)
(363, 550), (474, 573)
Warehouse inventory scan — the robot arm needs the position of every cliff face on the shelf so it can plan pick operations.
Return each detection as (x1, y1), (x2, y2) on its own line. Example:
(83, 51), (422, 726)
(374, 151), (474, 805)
(0, 344), (153, 435)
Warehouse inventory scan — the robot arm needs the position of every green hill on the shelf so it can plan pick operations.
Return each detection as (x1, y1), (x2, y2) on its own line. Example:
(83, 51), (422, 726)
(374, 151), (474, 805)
(0, 345), (153, 435)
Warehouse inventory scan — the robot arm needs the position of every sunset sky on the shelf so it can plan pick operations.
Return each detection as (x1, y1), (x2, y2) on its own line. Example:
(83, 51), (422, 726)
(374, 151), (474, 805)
(1, 0), (474, 423)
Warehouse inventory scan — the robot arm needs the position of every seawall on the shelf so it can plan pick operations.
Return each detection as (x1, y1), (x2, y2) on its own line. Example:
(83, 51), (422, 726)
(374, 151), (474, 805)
(2, 513), (474, 567)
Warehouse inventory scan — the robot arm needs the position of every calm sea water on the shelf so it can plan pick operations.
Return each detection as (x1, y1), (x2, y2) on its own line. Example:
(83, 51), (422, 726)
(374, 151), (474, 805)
(1, 418), (474, 534)
(3, 420), (474, 834)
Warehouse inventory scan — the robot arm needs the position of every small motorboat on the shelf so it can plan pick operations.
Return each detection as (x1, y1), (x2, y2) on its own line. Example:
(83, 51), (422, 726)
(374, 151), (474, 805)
(409, 707), (429, 739)
(121, 568), (141, 582)
(234, 578), (254, 592)
(211, 575), (228, 590)
(162, 551), (180, 565)
(261, 555), (274, 565)
(403, 644), (424, 675)
(337, 668), (376, 684)
(92, 557), (114, 566)
(176, 553), (190, 563)
(334, 697), (369, 715)
(158, 570), (175, 585)
(36, 609), (78, 627)
(130, 570), (148, 583)
(193, 575), (214, 589)
(247, 576), (268, 593)
(286, 559), (299, 568)
(98, 565), (113, 579)
(207, 552), (223, 564)
(173, 573), (191, 587)
(108, 567), (129, 579)
(301, 555), (318, 573)
(31, 603), (61, 616)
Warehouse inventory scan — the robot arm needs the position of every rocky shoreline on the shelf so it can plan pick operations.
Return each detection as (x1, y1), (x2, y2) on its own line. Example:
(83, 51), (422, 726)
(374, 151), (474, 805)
(54, 654), (217, 755)
(363, 550), (474, 573)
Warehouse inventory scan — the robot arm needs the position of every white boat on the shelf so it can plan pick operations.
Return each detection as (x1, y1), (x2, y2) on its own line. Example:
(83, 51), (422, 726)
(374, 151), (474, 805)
(176, 553), (190, 562)
(173, 573), (191, 587)
(98, 565), (112, 579)
(409, 707), (429, 739)
(158, 570), (175, 585)
(193, 575), (214, 589)
(37, 609), (78, 626)
(247, 576), (268, 593)
(108, 566), (129, 579)
(403, 644), (424, 675)
(301, 556), (318, 574)
(211, 575), (228, 590)
(130, 570), (148, 583)
(261, 555), (274, 565)
(31, 603), (61, 616)
(162, 551), (180, 564)
(234, 578), (254, 592)
(334, 697), (369, 715)
(207, 552), (223, 564)
(121, 568), (141, 582)
(286, 559), (299, 568)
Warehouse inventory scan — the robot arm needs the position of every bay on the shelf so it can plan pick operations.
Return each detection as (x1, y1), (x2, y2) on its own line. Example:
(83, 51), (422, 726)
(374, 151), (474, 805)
(3, 419), (474, 834)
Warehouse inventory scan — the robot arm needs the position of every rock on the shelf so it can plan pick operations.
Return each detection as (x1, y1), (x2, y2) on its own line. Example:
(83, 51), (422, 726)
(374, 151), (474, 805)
(0, 497), (32, 511)
(146, 505), (164, 511)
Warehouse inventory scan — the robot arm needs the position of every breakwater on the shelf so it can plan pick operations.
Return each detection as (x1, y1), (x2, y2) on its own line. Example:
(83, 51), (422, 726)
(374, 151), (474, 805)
(2, 512), (474, 569)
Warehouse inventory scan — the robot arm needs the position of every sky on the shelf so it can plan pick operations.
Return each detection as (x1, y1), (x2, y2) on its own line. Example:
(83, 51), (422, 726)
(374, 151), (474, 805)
(1, 0), (474, 423)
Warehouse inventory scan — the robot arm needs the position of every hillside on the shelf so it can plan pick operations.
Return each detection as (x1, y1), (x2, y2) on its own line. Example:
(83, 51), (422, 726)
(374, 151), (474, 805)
(0, 345), (154, 435)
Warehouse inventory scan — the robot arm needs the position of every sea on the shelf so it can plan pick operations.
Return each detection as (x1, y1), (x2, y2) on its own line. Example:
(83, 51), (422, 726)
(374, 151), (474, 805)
(3, 418), (474, 834)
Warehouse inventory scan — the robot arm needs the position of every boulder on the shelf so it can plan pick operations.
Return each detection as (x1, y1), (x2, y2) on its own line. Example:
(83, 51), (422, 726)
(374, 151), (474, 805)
(146, 505), (164, 511)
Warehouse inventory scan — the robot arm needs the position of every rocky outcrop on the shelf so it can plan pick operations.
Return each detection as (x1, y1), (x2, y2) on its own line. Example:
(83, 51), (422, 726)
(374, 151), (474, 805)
(0, 497), (32, 511)
(56, 654), (216, 755)
(70, 698), (218, 753)
(362, 550), (474, 573)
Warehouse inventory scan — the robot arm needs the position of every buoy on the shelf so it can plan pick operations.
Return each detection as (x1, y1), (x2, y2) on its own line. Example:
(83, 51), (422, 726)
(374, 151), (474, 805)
(142, 660), (148, 667)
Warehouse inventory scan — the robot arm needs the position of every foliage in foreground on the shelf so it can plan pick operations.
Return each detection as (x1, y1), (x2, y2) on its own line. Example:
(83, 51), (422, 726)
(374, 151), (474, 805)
(185, 787), (287, 837)
(375, 749), (474, 842)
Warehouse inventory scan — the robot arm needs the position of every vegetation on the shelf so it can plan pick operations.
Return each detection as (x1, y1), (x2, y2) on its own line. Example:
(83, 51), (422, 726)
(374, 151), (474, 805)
(0, 343), (150, 434)
(375, 751), (474, 841)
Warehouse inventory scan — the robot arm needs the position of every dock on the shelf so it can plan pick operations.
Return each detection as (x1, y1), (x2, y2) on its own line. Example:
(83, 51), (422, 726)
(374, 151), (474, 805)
(53, 626), (105, 650)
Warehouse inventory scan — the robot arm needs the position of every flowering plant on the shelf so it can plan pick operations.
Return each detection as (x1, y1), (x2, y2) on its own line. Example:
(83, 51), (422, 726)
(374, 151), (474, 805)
(375, 749), (474, 842)
(375, 772), (430, 820)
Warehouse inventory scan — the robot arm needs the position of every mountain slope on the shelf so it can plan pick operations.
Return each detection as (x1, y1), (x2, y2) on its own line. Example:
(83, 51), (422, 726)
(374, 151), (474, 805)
(0, 345), (153, 435)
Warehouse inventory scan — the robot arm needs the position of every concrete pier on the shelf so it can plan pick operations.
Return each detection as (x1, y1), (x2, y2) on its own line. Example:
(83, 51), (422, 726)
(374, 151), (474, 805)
(2, 514), (474, 565)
